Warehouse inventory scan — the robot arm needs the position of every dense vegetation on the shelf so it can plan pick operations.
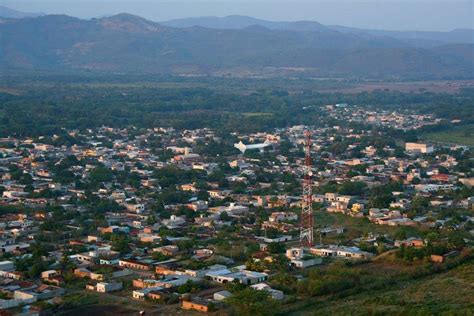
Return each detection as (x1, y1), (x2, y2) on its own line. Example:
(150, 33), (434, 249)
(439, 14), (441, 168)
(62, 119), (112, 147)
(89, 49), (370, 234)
(1, 76), (473, 138)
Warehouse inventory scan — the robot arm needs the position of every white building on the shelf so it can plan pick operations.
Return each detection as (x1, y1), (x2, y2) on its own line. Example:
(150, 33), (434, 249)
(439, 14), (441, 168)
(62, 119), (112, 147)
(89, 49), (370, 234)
(405, 142), (434, 154)
(250, 283), (284, 300)
(286, 247), (322, 268)
(206, 268), (268, 285)
(95, 282), (123, 293)
(310, 245), (374, 260)
(234, 141), (272, 154)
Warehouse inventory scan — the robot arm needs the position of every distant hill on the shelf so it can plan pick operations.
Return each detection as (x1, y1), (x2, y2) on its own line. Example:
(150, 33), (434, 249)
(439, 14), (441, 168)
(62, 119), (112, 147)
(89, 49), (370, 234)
(163, 15), (474, 46)
(0, 5), (43, 18)
(162, 15), (328, 32)
(328, 26), (474, 46)
(1, 13), (473, 79)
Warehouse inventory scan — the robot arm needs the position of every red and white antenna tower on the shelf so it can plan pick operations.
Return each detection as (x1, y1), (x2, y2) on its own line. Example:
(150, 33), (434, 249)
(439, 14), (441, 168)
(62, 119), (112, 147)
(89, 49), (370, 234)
(300, 130), (314, 247)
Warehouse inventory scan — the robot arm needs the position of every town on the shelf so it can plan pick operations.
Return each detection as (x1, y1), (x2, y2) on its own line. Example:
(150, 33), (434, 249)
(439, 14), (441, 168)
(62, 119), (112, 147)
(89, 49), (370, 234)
(0, 103), (473, 315)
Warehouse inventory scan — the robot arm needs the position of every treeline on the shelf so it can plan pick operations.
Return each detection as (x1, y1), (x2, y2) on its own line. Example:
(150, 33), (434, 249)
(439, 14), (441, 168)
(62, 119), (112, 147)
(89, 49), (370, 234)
(0, 83), (473, 137)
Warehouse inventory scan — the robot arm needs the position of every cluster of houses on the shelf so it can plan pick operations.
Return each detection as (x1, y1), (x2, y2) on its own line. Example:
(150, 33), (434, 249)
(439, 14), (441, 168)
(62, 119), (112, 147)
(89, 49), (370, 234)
(0, 118), (472, 313)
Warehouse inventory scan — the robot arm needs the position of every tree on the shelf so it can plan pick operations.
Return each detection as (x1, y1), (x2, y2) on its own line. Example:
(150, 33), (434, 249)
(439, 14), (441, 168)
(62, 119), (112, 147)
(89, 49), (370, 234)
(111, 233), (131, 254)
(219, 211), (230, 221)
(89, 166), (113, 183)
(412, 196), (430, 212)
(270, 272), (297, 294)
(447, 232), (466, 249)
(338, 181), (367, 196)
(267, 242), (285, 254)
(226, 288), (279, 316)
(20, 173), (33, 185)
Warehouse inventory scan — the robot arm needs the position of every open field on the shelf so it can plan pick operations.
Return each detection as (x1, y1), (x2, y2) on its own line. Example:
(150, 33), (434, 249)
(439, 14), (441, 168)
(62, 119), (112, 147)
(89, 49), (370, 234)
(0, 87), (23, 95)
(423, 124), (474, 146)
(242, 112), (274, 117)
(320, 80), (474, 94)
(56, 305), (138, 316)
(1, 77), (473, 96)
(313, 211), (424, 242)
(54, 291), (181, 315)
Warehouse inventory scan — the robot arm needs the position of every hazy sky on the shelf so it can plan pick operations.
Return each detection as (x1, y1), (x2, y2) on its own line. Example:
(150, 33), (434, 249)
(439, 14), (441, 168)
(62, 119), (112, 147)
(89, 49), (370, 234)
(2, 0), (473, 31)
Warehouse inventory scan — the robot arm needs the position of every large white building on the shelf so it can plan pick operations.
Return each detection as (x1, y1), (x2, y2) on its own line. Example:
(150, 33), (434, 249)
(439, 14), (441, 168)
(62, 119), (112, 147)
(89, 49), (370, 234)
(310, 245), (374, 260)
(234, 141), (272, 154)
(405, 142), (434, 154)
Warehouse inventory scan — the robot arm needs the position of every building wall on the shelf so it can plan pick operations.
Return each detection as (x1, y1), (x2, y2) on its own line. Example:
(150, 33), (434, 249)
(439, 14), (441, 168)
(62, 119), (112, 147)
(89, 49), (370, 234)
(119, 260), (150, 271)
(182, 300), (209, 312)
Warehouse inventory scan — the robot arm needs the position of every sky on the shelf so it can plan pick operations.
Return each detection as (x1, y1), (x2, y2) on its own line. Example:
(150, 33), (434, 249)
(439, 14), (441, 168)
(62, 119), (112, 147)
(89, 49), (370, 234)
(2, 0), (473, 31)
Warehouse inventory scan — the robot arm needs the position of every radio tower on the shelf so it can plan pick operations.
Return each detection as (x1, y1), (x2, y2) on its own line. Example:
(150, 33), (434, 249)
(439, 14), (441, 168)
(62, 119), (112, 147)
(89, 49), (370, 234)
(300, 130), (314, 247)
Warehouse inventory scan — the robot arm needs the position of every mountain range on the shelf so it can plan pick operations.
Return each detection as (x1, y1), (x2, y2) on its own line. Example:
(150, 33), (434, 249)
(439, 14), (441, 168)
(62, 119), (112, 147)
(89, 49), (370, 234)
(0, 5), (44, 19)
(162, 15), (474, 46)
(0, 10), (473, 79)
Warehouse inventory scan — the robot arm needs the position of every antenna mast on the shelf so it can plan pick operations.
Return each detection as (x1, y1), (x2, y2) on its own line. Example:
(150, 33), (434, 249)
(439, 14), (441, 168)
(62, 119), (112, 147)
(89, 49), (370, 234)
(300, 130), (314, 247)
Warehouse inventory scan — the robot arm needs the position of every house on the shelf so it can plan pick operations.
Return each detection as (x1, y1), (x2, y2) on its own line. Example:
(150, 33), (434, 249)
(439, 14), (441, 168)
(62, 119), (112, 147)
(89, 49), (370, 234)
(430, 251), (459, 263)
(268, 212), (298, 223)
(325, 192), (338, 202)
(155, 262), (179, 276)
(286, 247), (322, 268)
(133, 287), (165, 300)
(213, 290), (232, 301)
(318, 227), (345, 236)
(0, 270), (23, 280)
(95, 282), (123, 293)
(0, 260), (14, 271)
(1, 292), (36, 310)
(119, 258), (151, 271)
(173, 153), (201, 163)
(125, 203), (145, 214)
(15, 284), (65, 301)
(153, 245), (179, 256)
(146, 289), (166, 301)
(209, 203), (249, 217)
(181, 297), (214, 313)
(405, 142), (434, 154)
(250, 283), (284, 300)
(255, 235), (292, 243)
(208, 190), (230, 199)
(327, 201), (349, 214)
(310, 245), (374, 260)
(192, 248), (213, 260)
(206, 268), (268, 285)
(99, 226), (130, 234)
(187, 200), (209, 211)
(395, 237), (425, 248)
(41, 270), (58, 280)
(180, 183), (198, 192)
(138, 233), (161, 244)
(161, 215), (186, 229)
(0, 242), (30, 254)
(133, 279), (163, 289)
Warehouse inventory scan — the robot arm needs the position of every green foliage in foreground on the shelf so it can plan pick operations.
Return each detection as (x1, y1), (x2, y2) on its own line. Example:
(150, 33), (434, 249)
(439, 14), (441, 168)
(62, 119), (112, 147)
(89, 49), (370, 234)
(285, 252), (473, 316)
(226, 287), (281, 316)
(308, 263), (474, 315)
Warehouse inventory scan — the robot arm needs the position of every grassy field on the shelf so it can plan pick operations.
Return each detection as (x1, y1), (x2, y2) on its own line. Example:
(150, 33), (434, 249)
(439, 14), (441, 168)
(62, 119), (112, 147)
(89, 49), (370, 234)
(242, 112), (274, 117)
(286, 261), (474, 315)
(423, 125), (474, 146)
(313, 211), (425, 243)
